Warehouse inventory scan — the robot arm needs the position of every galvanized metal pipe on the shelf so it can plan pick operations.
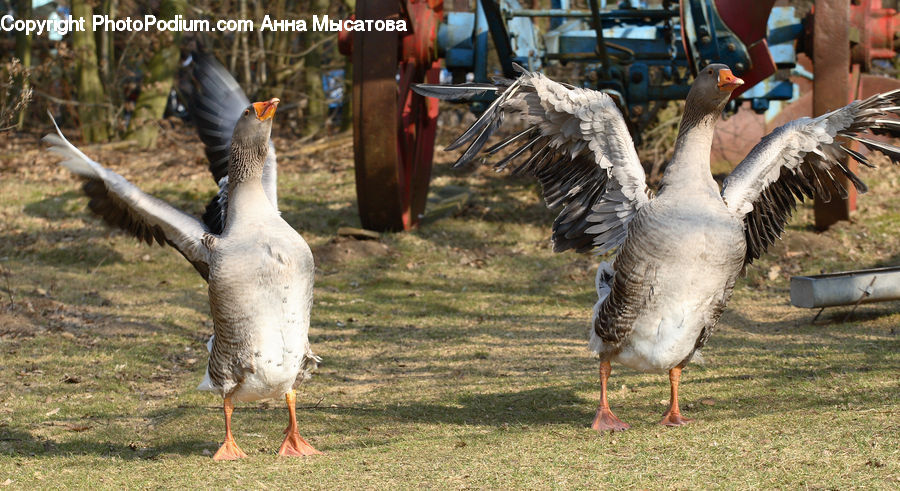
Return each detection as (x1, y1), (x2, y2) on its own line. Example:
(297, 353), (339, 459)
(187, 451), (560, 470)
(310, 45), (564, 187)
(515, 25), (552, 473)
(507, 9), (676, 20)
(790, 266), (900, 308)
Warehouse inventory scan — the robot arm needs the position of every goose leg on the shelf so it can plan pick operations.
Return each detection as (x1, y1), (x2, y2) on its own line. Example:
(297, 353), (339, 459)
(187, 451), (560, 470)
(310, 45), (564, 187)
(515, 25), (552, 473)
(591, 361), (630, 431)
(659, 366), (692, 426)
(213, 396), (248, 460)
(277, 389), (321, 456)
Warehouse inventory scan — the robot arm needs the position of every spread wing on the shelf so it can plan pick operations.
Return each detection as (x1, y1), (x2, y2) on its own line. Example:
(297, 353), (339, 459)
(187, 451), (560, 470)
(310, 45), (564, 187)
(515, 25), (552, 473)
(44, 117), (212, 280)
(414, 66), (651, 254)
(722, 89), (900, 266)
(189, 52), (278, 234)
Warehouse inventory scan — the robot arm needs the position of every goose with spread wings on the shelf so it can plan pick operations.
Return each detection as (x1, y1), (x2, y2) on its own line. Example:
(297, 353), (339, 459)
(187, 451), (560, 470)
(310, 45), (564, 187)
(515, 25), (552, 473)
(44, 56), (321, 459)
(414, 64), (900, 430)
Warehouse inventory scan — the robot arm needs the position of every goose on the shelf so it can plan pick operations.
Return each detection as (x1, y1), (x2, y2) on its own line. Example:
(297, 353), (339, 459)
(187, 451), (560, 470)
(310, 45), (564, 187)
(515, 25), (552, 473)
(414, 64), (900, 430)
(43, 56), (321, 459)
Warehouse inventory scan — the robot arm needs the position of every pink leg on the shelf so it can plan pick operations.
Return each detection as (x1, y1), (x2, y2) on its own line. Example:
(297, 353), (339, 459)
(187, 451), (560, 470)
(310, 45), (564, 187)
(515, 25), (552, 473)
(277, 389), (322, 456)
(659, 366), (693, 426)
(591, 361), (630, 431)
(213, 396), (248, 461)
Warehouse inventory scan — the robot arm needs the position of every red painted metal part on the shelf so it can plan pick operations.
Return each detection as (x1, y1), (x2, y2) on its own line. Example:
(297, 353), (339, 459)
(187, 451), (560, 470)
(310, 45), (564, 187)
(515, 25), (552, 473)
(850, 0), (899, 70)
(712, 0), (777, 100)
(346, 0), (444, 231)
(338, 15), (354, 56)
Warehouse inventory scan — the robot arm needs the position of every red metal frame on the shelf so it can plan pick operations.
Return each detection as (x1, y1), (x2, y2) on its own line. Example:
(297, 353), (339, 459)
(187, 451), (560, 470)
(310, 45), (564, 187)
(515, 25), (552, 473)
(712, 0), (777, 100)
(850, 0), (898, 70)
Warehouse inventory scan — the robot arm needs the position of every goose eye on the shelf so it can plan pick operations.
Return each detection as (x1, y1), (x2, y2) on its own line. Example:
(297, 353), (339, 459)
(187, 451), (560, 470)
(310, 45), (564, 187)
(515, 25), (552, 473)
(244, 109), (250, 116)
(707, 69), (713, 75)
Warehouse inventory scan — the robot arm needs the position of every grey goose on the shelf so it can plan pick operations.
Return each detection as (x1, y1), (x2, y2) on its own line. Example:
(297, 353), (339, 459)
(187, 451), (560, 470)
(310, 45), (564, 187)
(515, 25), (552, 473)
(44, 55), (320, 459)
(414, 64), (900, 430)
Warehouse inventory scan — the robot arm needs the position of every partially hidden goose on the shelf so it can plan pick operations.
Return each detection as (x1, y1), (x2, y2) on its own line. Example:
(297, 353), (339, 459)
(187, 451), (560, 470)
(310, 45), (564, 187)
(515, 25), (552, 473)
(414, 64), (900, 430)
(43, 56), (321, 459)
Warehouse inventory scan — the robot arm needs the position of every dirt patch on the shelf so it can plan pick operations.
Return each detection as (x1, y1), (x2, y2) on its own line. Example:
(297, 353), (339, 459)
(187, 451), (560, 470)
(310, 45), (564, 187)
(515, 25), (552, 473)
(312, 236), (391, 267)
(0, 306), (42, 339)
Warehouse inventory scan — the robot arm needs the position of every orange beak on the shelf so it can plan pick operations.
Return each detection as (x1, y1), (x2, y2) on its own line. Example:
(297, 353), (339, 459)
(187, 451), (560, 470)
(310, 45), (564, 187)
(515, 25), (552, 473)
(717, 69), (744, 92)
(252, 98), (280, 121)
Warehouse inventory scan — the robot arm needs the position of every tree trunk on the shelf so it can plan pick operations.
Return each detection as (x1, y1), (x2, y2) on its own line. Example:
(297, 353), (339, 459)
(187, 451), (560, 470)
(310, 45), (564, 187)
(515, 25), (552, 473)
(71, 0), (109, 142)
(302, 0), (330, 136)
(340, 0), (355, 132)
(99, 0), (116, 90)
(266, 0), (289, 100)
(14, 0), (31, 129)
(340, 56), (352, 132)
(126, 0), (185, 149)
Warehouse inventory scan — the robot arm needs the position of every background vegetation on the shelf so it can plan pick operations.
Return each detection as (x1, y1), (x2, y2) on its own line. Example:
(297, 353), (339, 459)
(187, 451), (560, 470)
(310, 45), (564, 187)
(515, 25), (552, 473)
(1, 0), (355, 143)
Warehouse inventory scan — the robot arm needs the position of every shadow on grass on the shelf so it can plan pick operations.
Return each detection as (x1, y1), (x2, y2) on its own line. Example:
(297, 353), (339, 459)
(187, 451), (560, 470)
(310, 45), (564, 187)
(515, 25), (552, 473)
(721, 304), (900, 335)
(0, 425), (211, 459)
(0, 228), (126, 271)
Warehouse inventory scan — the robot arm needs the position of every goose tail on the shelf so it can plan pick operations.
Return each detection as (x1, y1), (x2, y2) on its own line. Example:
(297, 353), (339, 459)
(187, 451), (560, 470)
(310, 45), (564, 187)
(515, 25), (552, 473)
(589, 262), (614, 355)
(196, 335), (217, 392)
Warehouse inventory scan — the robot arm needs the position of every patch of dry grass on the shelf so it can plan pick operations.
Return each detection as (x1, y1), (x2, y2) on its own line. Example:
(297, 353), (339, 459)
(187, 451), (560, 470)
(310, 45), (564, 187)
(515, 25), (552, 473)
(0, 122), (897, 488)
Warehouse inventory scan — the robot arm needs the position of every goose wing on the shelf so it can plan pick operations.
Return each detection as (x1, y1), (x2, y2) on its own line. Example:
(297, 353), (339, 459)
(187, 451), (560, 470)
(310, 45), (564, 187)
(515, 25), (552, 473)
(722, 89), (900, 266)
(414, 66), (651, 254)
(189, 52), (278, 234)
(44, 117), (212, 280)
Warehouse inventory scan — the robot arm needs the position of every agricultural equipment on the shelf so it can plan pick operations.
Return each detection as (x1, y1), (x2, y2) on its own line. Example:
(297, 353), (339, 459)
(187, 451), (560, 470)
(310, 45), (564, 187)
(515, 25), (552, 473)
(340, 0), (899, 232)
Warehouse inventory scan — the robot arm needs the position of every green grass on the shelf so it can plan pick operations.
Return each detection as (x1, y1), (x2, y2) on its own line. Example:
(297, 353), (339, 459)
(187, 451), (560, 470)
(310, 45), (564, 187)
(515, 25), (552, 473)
(0, 125), (898, 488)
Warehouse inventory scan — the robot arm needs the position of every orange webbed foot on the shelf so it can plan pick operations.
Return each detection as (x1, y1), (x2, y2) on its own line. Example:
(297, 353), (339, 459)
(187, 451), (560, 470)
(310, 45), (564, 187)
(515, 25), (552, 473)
(278, 430), (322, 457)
(212, 438), (248, 461)
(591, 406), (630, 432)
(659, 410), (693, 427)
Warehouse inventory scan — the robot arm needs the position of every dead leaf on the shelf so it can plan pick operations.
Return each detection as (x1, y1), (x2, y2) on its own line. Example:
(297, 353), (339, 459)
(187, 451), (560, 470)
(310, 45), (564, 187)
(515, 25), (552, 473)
(45, 407), (60, 416)
(1, 478), (12, 486)
(767, 265), (781, 281)
(66, 424), (92, 432)
(700, 398), (716, 406)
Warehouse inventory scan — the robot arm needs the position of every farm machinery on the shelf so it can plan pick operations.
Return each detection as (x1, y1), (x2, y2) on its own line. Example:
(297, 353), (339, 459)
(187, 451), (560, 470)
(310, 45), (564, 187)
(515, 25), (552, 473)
(339, 0), (900, 232)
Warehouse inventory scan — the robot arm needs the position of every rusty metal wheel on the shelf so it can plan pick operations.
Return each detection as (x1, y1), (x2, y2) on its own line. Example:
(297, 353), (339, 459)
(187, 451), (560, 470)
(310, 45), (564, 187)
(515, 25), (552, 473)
(349, 1), (443, 231)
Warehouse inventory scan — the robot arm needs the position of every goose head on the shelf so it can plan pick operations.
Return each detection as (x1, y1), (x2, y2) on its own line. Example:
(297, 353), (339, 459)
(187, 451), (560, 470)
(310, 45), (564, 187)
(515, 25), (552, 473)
(228, 98), (279, 182)
(678, 65), (744, 137)
(688, 64), (744, 114)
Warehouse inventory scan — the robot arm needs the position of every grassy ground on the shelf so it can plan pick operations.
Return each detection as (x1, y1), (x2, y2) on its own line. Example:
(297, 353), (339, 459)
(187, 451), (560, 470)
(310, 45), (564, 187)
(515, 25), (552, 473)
(0, 121), (898, 488)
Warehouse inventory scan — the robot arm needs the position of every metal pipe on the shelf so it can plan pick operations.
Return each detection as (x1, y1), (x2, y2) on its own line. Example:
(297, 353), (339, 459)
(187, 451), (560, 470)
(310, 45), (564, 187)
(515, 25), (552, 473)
(588, 0), (611, 77)
(473, 0), (489, 83)
(790, 266), (900, 308)
(545, 51), (675, 61)
(508, 9), (677, 20)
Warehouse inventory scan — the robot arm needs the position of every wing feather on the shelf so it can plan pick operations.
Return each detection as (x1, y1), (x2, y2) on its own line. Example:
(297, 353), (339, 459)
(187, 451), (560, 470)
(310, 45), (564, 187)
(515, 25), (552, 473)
(414, 66), (650, 254)
(44, 117), (211, 279)
(722, 89), (900, 266)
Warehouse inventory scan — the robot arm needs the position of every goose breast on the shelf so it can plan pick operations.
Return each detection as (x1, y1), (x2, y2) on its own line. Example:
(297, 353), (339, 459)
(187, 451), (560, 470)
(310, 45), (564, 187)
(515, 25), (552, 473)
(206, 216), (315, 400)
(606, 194), (745, 372)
